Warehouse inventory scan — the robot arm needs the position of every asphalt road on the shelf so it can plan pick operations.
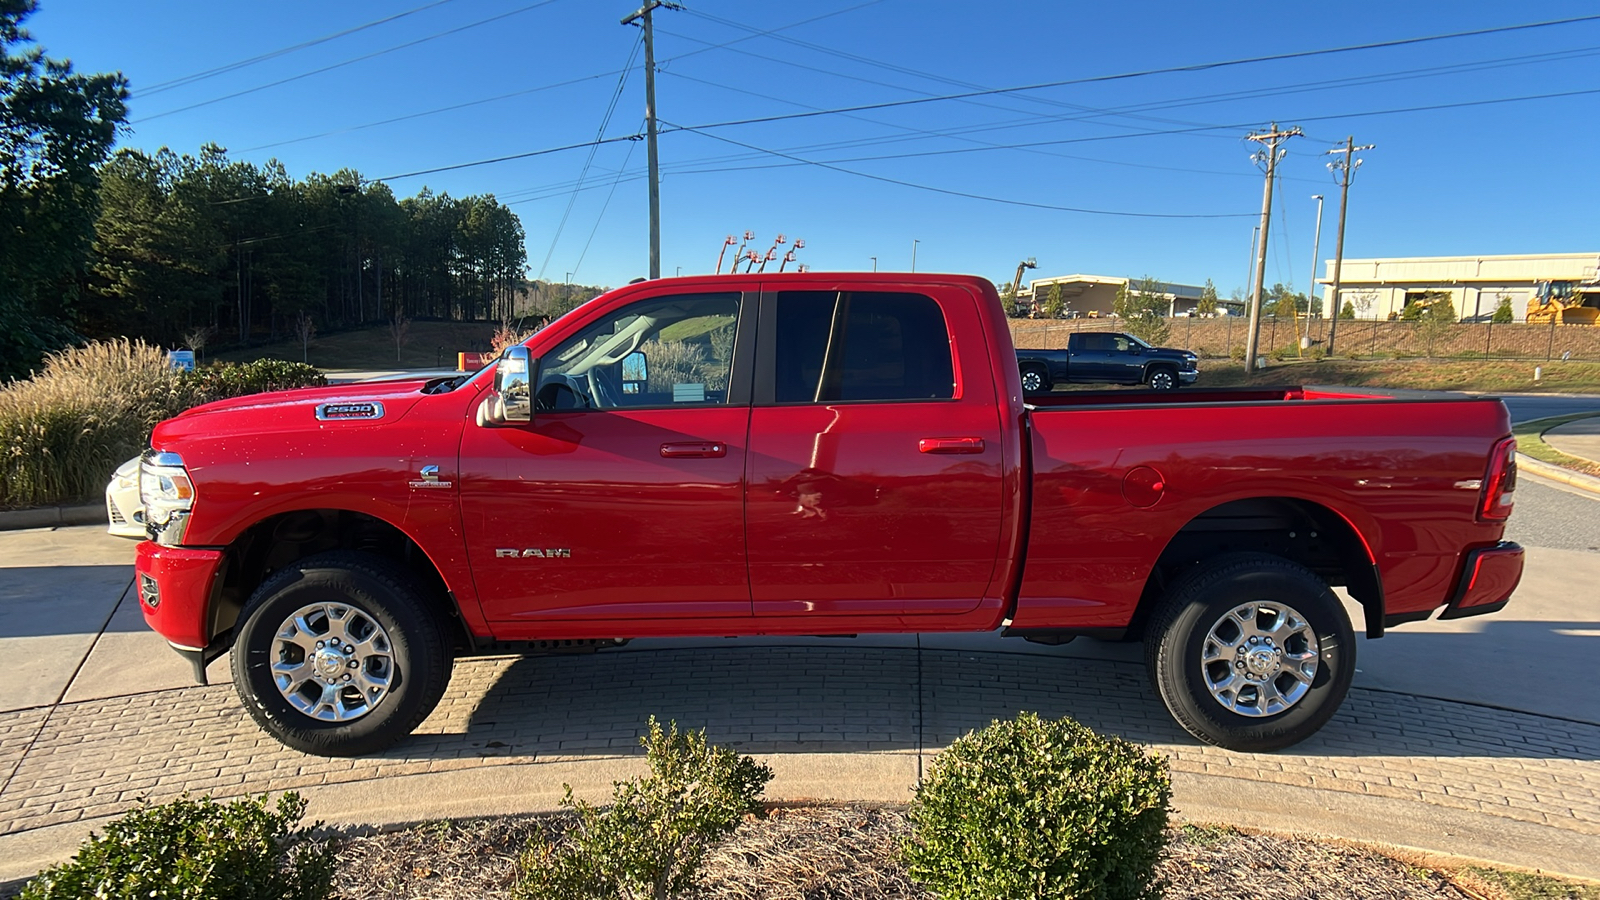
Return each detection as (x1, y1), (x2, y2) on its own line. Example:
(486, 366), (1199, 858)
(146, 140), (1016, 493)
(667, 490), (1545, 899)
(1504, 477), (1600, 555)
(1496, 393), (1600, 423)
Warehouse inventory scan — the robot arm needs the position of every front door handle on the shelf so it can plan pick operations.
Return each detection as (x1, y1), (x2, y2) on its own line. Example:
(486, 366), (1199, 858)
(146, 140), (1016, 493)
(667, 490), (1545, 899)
(919, 437), (985, 454)
(660, 441), (728, 459)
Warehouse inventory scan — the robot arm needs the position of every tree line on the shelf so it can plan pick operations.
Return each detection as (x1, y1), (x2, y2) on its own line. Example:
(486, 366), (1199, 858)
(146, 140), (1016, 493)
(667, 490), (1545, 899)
(89, 145), (528, 349)
(2, 0), (528, 380)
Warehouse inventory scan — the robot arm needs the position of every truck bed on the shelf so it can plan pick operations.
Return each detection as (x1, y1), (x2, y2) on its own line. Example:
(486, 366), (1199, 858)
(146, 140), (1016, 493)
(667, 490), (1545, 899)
(1014, 387), (1513, 633)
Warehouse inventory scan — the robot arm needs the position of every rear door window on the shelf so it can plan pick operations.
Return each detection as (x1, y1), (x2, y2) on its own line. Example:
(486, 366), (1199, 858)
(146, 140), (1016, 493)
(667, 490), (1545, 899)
(770, 291), (955, 403)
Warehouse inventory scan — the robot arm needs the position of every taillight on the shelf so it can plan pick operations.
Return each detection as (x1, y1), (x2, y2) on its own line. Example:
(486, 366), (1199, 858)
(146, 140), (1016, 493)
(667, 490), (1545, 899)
(1478, 436), (1517, 521)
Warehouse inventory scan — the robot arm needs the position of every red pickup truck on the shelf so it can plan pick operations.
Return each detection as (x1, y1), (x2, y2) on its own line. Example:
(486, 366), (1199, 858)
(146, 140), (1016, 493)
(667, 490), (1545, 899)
(134, 273), (1522, 757)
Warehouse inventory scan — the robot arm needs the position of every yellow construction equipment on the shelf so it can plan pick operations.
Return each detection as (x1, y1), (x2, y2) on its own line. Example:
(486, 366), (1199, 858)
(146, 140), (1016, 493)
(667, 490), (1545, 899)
(1526, 292), (1600, 326)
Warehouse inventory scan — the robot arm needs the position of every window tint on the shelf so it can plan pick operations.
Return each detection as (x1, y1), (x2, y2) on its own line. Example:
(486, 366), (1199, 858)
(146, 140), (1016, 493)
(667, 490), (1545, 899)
(1081, 333), (1112, 352)
(537, 293), (740, 409)
(772, 291), (954, 403)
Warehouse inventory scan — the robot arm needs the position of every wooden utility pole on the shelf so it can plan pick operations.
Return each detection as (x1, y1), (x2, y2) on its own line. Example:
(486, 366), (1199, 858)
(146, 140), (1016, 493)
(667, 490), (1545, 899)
(622, 1), (680, 280)
(1243, 123), (1301, 371)
(1324, 137), (1375, 355)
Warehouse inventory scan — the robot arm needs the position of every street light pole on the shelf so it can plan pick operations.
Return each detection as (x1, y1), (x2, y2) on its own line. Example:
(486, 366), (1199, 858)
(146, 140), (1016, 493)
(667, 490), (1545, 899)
(911, 239), (919, 273)
(870, 256), (877, 272)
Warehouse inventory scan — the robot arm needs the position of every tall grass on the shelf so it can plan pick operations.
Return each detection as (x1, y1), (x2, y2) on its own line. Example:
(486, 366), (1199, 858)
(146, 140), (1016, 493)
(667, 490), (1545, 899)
(0, 340), (323, 510)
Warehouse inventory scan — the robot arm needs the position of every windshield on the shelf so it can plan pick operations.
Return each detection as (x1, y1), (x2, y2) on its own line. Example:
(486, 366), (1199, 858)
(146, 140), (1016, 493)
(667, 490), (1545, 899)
(1127, 334), (1154, 349)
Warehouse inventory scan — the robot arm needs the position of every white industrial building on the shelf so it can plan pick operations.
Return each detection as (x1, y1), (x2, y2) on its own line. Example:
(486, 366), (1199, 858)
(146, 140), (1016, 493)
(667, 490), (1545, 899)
(1316, 252), (1600, 322)
(1021, 274), (1239, 318)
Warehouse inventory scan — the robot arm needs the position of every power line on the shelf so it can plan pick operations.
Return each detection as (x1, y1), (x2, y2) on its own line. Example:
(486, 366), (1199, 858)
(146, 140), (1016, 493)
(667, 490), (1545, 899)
(139, 0), (459, 97)
(373, 83), (1600, 183)
(571, 122), (643, 278)
(662, 120), (1256, 219)
(135, 0), (566, 123)
(235, 0), (887, 153)
(653, 9), (1600, 139)
(675, 9), (1230, 139)
(537, 35), (642, 281)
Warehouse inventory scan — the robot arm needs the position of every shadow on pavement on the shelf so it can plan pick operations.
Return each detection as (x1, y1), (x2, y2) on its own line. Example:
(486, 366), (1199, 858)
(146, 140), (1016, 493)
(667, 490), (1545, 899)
(445, 644), (1600, 764)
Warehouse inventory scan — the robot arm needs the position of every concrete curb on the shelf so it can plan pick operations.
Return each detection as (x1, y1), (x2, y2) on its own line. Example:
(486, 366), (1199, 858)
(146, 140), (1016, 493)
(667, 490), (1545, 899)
(0, 503), (105, 532)
(1517, 452), (1600, 495)
(4, 760), (1597, 886)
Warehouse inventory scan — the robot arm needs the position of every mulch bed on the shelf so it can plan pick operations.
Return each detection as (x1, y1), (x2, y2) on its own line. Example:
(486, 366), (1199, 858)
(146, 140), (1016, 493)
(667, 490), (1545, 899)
(332, 805), (1479, 900)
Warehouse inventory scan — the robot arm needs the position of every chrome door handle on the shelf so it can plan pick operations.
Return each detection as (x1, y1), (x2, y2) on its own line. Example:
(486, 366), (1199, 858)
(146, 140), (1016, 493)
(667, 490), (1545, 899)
(660, 442), (728, 458)
(918, 437), (985, 454)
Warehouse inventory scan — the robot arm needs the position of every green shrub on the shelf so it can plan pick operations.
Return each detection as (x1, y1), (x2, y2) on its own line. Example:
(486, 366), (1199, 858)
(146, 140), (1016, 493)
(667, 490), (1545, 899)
(190, 358), (325, 404)
(1228, 345), (1246, 361)
(21, 792), (334, 900)
(0, 341), (324, 509)
(903, 712), (1171, 900)
(516, 717), (774, 900)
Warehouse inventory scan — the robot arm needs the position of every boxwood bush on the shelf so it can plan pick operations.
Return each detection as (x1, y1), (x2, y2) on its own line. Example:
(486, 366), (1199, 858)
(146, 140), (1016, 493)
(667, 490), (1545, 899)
(20, 792), (334, 900)
(0, 340), (323, 509)
(516, 717), (774, 900)
(903, 712), (1171, 900)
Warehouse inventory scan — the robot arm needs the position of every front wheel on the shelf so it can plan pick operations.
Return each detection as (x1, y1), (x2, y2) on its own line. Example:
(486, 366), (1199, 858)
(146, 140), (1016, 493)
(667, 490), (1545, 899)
(1145, 553), (1354, 752)
(1146, 366), (1178, 390)
(231, 551), (452, 757)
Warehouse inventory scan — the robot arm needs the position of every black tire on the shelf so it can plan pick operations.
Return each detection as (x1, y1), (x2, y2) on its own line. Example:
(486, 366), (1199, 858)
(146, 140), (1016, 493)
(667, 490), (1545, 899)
(1020, 365), (1050, 395)
(1144, 553), (1354, 752)
(230, 551), (452, 757)
(1146, 366), (1178, 390)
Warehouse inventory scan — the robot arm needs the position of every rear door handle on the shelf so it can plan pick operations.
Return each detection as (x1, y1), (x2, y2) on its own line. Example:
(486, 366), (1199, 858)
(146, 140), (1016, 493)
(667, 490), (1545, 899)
(919, 437), (985, 454)
(660, 441), (728, 458)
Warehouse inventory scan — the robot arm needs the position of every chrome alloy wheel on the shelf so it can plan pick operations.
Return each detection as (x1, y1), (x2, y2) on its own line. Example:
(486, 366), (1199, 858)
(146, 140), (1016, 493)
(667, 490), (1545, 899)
(1200, 601), (1319, 717)
(271, 602), (395, 722)
(1021, 369), (1045, 392)
(1148, 369), (1175, 390)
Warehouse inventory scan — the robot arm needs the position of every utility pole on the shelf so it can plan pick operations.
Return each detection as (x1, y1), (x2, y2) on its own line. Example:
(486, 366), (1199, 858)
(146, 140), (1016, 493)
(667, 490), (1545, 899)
(621, 1), (680, 280)
(1243, 123), (1301, 372)
(911, 239), (920, 273)
(1308, 194), (1325, 333)
(1324, 136), (1375, 355)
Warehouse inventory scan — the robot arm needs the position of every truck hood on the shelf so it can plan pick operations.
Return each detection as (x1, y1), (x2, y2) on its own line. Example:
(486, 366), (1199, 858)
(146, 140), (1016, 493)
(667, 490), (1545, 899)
(162, 378), (435, 436)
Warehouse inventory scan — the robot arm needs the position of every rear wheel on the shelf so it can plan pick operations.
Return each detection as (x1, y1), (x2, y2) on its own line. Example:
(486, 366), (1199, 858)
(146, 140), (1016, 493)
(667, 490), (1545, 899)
(1145, 553), (1354, 752)
(231, 551), (452, 757)
(1146, 366), (1178, 390)
(1021, 365), (1049, 395)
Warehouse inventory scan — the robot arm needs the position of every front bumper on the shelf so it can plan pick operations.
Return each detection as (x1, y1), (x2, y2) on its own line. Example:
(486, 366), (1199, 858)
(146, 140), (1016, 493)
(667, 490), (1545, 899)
(1179, 370), (1199, 384)
(1438, 541), (1524, 620)
(134, 541), (225, 650)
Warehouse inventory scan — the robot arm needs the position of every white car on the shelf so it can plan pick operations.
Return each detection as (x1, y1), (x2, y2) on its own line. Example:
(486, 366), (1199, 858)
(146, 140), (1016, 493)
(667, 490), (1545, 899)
(106, 456), (144, 538)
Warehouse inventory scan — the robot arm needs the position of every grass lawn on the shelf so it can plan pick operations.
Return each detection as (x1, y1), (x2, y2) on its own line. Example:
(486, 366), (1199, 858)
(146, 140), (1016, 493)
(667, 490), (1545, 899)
(1196, 358), (1600, 393)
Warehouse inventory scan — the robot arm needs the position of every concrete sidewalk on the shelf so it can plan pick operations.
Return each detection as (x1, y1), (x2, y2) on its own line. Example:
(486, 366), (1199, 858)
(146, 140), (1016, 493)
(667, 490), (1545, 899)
(3, 525), (1599, 884)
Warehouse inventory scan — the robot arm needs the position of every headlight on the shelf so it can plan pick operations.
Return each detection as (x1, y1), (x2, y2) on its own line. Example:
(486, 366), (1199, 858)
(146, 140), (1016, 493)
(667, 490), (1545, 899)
(140, 450), (195, 545)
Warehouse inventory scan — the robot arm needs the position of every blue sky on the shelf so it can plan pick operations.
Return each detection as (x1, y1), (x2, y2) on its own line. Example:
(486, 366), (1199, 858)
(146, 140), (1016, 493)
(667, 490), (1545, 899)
(29, 0), (1600, 294)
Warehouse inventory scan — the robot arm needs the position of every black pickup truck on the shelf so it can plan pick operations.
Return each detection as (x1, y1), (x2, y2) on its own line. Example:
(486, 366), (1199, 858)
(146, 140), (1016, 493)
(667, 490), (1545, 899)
(1016, 331), (1199, 393)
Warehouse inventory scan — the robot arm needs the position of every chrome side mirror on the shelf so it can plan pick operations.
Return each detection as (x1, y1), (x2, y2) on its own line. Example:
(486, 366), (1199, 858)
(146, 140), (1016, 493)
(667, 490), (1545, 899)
(479, 346), (533, 426)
